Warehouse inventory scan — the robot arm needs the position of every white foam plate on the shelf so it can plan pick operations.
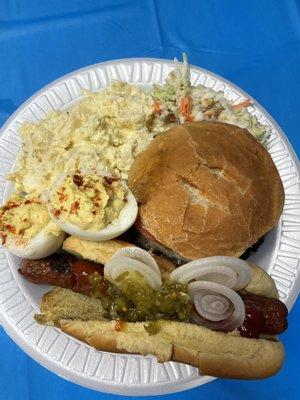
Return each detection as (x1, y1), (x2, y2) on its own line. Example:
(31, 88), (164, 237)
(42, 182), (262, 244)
(0, 58), (299, 396)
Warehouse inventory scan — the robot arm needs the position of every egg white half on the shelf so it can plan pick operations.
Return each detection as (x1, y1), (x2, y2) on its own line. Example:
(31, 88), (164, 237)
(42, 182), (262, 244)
(4, 222), (65, 259)
(48, 187), (138, 241)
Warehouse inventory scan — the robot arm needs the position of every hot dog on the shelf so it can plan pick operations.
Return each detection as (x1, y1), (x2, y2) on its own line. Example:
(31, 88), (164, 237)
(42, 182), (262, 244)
(20, 237), (288, 379)
(21, 253), (288, 338)
(35, 286), (286, 379)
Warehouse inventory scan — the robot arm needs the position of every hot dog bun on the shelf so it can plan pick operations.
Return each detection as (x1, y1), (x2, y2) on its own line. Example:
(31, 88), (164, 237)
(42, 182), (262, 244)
(62, 236), (133, 265)
(62, 236), (176, 279)
(35, 271), (284, 380)
(62, 236), (278, 291)
(57, 318), (284, 379)
(35, 287), (106, 326)
(242, 262), (278, 299)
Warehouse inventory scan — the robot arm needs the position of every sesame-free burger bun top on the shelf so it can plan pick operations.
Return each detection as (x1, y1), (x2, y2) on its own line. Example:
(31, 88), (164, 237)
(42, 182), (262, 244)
(128, 121), (284, 260)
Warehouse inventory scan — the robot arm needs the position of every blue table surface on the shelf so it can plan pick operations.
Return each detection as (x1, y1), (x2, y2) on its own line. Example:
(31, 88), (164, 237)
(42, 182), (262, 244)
(0, 1), (300, 399)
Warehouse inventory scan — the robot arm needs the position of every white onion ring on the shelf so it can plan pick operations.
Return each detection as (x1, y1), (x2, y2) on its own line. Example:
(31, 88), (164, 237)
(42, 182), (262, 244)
(189, 281), (245, 331)
(170, 256), (251, 290)
(170, 261), (237, 287)
(104, 256), (162, 289)
(194, 292), (233, 321)
(110, 247), (160, 274)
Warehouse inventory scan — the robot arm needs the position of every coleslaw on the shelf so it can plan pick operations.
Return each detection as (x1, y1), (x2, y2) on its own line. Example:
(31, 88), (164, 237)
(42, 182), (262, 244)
(151, 54), (271, 145)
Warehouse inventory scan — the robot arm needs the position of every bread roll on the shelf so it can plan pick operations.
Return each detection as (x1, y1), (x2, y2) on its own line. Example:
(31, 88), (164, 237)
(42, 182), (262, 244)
(128, 121), (284, 260)
(62, 236), (277, 292)
(59, 319), (284, 379)
(35, 287), (105, 325)
(242, 262), (279, 298)
(63, 236), (176, 278)
(62, 236), (132, 264)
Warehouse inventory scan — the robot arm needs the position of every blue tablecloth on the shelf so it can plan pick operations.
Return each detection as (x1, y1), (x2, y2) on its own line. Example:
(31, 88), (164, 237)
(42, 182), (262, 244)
(0, 1), (300, 399)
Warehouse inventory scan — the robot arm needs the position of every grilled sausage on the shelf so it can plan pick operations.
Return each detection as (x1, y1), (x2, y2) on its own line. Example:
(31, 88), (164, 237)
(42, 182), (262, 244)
(18, 253), (104, 295)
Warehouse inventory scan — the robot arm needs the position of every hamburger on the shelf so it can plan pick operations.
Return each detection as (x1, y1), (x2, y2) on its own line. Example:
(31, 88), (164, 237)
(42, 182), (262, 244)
(128, 121), (284, 263)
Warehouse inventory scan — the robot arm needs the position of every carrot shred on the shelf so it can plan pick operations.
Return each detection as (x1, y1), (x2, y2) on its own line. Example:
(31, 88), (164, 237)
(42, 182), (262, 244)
(180, 96), (193, 121)
(232, 98), (253, 109)
(153, 100), (161, 113)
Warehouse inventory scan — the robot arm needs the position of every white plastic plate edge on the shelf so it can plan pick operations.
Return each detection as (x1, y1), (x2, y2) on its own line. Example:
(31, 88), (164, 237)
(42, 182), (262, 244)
(0, 58), (299, 396)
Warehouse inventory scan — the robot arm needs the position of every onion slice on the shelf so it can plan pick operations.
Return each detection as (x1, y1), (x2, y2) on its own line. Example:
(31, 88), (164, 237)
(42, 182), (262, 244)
(110, 247), (160, 274)
(170, 261), (237, 288)
(189, 281), (245, 331)
(169, 256), (251, 290)
(104, 256), (162, 289)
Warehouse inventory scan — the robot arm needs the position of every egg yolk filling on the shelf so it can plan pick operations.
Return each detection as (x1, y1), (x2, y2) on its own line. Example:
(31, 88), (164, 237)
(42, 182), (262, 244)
(49, 173), (127, 231)
(0, 194), (58, 245)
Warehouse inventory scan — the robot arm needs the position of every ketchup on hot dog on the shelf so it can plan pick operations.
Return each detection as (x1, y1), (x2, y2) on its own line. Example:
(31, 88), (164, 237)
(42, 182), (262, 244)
(71, 259), (106, 295)
(238, 294), (288, 338)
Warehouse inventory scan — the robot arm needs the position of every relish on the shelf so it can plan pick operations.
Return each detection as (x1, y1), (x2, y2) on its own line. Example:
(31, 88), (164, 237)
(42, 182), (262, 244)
(89, 271), (191, 322)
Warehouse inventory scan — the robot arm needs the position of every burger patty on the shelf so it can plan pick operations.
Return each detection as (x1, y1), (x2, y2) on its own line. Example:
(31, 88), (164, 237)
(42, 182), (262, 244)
(240, 235), (266, 260)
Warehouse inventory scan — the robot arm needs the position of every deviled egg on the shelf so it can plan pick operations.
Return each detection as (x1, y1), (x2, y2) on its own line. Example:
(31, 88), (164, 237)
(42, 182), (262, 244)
(47, 172), (138, 241)
(0, 194), (65, 259)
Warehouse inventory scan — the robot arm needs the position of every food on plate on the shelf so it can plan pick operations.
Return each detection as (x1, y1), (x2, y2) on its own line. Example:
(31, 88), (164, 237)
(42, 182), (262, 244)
(35, 289), (284, 379)
(241, 262), (278, 299)
(60, 319), (283, 379)
(128, 121), (284, 262)
(239, 293), (287, 337)
(18, 237), (176, 293)
(104, 247), (163, 289)
(35, 287), (106, 325)
(62, 236), (176, 278)
(19, 237), (276, 302)
(19, 254), (103, 295)
(0, 194), (64, 259)
(1, 55), (289, 382)
(152, 54), (270, 144)
(62, 235), (134, 264)
(7, 56), (270, 196)
(169, 256), (252, 290)
(8, 81), (155, 194)
(30, 237), (287, 379)
(47, 171), (138, 241)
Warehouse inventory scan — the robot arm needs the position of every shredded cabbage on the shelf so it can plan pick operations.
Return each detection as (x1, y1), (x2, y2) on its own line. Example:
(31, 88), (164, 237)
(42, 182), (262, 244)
(151, 54), (271, 145)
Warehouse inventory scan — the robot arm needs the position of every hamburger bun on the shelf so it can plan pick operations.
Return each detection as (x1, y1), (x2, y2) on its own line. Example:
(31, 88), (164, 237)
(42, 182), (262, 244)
(128, 121), (284, 260)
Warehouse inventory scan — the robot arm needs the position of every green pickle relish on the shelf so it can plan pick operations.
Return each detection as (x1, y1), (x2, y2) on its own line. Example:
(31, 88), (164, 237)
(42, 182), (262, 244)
(89, 271), (191, 322)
